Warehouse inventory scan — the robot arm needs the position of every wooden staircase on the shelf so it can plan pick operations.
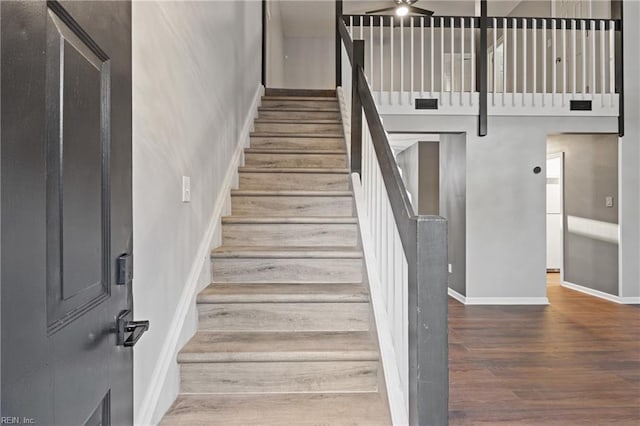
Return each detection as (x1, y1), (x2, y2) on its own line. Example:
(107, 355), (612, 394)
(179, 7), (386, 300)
(161, 90), (391, 425)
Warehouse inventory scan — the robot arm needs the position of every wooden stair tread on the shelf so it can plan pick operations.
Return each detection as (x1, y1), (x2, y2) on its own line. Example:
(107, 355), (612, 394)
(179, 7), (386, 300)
(257, 108), (341, 113)
(250, 133), (343, 139)
(255, 119), (342, 124)
(253, 133), (344, 138)
(231, 190), (352, 196)
(264, 88), (337, 97)
(179, 331), (377, 363)
(258, 105), (342, 114)
(161, 84), (391, 424)
(251, 132), (343, 138)
(211, 246), (363, 259)
(197, 283), (368, 304)
(261, 96), (338, 102)
(245, 148), (346, 155)
(239, 167), (349, 174)
(222, 216), (357, 224)
(257, 104), (340, 112)
(161, 393), (391, 426)
(259, 106), (338, 111)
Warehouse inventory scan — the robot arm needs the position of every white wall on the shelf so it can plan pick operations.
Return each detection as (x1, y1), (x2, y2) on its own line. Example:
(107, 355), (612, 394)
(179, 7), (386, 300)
(271, 0), (334, 89)
(267, 0), (285, 88)
(283, 36), (335, 89)
(132, 1), (261, 424)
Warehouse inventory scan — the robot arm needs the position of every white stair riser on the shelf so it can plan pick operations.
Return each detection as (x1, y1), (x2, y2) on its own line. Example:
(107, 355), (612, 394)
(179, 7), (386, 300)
(222, 223), (358, 247)
(231, 195), (353, 216)
(244, 153), (346, 169)
(197, 302), (370, 332)
(212, 257), (363, 283)
(239, 172), (350, 191)
(250, 136), (345, 151)
(180, 361), (378, 394)
(258, 110), (341, 121)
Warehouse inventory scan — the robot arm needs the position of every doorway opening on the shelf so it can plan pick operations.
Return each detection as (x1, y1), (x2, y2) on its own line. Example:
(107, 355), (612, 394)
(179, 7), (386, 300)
(546, 152), (564, 292)
(265, 0), (335, 89)
(546, 133), (619, 300)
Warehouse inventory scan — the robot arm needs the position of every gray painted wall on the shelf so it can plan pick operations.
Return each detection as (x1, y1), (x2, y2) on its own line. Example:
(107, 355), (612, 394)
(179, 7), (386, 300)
(507, 0), (610, 18)
(266, 0), (285, 88)
(374, 0), (639, 302)
(420, 142), (440, 215)
(132, 1), (261, 421)
(620, 0), (640, 300)
(397, 143), (420, 214)
(397, 142), (441, 216)
(382, 114), (617, 301)
(440, 134), (467, 296)
(508, 0), (551, 17)
(548, 134), (619, 295)
(502, 1), (612, 94)
(397, 138), (466, 296)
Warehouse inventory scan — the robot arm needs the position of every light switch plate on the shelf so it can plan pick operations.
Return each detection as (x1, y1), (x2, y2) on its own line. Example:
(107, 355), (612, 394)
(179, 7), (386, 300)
(605, 196), (614, 208)
(182, 176), (191, 203)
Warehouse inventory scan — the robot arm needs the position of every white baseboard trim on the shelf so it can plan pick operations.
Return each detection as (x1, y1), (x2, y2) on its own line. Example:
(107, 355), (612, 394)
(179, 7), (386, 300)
(562, 280), (640, 304)
(135, 84), (264, 426)
(351, 174), (409, 426)
(447, 288), (467, 304)
(463, 296), (549, 305)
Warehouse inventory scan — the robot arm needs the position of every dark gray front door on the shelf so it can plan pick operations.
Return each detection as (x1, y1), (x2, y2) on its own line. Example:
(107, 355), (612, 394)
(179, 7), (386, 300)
(1, 1), (135, 424)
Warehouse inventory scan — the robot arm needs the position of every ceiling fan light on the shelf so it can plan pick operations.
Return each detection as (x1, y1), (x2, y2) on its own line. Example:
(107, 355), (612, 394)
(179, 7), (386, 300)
(396, 5), (409, 16)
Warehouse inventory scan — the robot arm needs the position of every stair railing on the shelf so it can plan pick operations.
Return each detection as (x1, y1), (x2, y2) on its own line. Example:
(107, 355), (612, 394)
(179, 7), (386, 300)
(338, 9), (624, 137)
(338, 18), (449, 426)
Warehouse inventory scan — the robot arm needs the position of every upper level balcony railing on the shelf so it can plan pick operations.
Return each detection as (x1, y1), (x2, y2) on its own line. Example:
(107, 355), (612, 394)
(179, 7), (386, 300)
(342, 14), (623, 133)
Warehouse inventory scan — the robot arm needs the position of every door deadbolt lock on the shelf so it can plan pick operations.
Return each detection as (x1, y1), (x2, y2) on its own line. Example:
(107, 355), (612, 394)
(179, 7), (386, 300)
(117, 253), (133, 286)
(117, 310), (149, 347)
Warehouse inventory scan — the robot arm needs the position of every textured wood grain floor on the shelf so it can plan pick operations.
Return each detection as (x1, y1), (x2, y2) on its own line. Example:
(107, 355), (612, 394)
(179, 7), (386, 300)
(449, 274), (640, 425)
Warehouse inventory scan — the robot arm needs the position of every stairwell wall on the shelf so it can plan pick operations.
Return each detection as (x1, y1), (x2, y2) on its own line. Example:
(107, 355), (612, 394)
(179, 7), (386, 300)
(132, 1), (261, 424)
(619, 0), (640, 301)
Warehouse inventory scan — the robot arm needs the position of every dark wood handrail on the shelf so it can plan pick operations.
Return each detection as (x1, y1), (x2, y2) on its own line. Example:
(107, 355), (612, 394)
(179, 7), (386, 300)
(356, 66), (416, 252)
(338, 16), (353, 62)
(341, 17), (415, 250)
(338, 17), (449, 426)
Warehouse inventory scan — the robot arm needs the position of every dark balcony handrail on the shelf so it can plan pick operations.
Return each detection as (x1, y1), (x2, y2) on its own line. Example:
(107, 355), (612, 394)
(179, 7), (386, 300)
(344, 14), (481, 28)
(340, 8), (624, 137)
(343, 14), (621, 31)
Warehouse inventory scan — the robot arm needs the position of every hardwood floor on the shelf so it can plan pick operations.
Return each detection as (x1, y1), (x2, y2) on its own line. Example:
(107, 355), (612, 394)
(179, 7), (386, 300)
(449, 274), (640, 425)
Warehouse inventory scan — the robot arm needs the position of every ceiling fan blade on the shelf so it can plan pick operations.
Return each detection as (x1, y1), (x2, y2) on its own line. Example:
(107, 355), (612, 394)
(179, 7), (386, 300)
(408, 5), (434, 15)
(365, 6), (397, 14)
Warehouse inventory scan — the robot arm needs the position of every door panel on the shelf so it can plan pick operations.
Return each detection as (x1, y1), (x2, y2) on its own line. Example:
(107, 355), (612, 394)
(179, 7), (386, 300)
(45, 3), (111, 331)
(1, 1), (134, 424)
